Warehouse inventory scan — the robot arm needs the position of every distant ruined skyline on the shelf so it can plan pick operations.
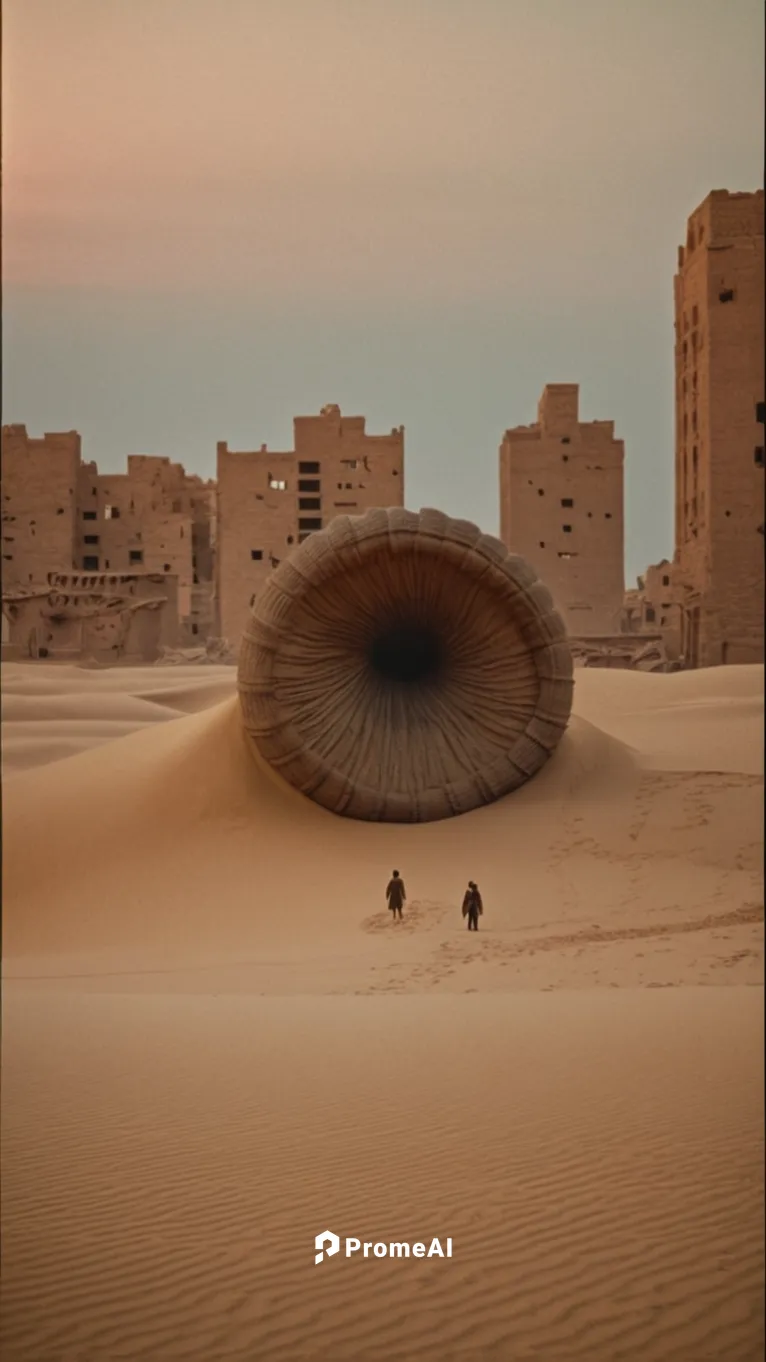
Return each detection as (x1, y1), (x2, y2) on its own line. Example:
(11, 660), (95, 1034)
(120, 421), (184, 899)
(3, 0), (764, 582)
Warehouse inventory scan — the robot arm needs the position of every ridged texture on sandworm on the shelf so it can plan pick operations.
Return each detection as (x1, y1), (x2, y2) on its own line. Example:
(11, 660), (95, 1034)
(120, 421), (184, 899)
(238, 507), (574, 822)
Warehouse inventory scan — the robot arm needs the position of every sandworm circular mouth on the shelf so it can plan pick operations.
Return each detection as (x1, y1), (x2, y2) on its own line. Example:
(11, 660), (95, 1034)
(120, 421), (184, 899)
(237, 507), (573, 822)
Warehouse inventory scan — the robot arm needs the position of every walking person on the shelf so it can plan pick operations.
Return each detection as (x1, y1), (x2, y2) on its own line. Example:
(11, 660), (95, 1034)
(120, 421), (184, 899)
(386, 870), (406, 922)
(462, 880), (483, 931)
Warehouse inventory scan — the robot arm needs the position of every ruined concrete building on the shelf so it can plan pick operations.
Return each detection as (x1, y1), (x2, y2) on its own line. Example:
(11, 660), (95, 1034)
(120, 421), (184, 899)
(499, 385), (625, 636)
(2, 427), (82, 583)
(623, 559), (683, 660)
(216, 404), (405, 645)
(1, 408), (404, 656)
(673, 189), (765, 666)
(2, 425), (216, 644)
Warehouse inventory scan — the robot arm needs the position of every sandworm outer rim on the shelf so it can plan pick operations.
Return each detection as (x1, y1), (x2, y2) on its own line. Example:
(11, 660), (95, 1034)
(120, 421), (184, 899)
(237, 506), (574, 822)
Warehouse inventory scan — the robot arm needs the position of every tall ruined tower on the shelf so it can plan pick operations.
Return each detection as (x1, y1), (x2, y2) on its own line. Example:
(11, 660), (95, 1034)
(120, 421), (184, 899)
(674, 189), (765, 666)
(499, 385), (625, 636)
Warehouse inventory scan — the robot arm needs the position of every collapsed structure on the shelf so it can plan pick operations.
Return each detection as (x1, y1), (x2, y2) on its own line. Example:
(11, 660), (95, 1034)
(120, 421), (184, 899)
(2, 571), (179, 664)
(2, 424), (215, 651)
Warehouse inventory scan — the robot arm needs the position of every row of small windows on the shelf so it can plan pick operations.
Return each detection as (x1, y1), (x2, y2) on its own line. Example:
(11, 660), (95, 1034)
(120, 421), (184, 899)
(81, 550), (148, 571)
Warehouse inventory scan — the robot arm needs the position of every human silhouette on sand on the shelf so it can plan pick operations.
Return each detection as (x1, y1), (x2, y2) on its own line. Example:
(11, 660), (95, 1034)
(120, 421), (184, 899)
(462, 881), (483, 931)
(386, 870), (406, 922)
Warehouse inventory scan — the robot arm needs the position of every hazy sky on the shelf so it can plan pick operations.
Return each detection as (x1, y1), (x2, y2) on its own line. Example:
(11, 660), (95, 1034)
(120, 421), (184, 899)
(3, 0), (763, 580)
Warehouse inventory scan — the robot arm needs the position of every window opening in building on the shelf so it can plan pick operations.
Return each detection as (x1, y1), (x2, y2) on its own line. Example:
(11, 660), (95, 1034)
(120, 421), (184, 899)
(299, 497), (321, 511)
(129, 550), (143, 563)
(341, 459), (359, 470)
(286, 535), (294, 545)
(164, 563), (171, 572)
(84, 535), (99, 545)
(755, 447), (765, 467)
(662, 575), (670, 586)
(719, 289), (735, 303)
(251, 549), (263, 561)
(83, 511), (97, 521)
(104, 505), (120, 519)
(537, 488), (544, 496)
(645, 607), (656, 622)
(299, 479), (320, 493)
(191, 624), (199, 635)
(605, 513), (612, 519)
(561, 437), (571, 444)
(299, 518), (322, 531)
(562, 455), (569, 462)
(269, 477), (287, 491)
(561, 498), (573, 507)
(298, 461), (320, 474)
(756, 402), (765, 424)
(562, 524), (572, 533)
(83, 556), (99, 570)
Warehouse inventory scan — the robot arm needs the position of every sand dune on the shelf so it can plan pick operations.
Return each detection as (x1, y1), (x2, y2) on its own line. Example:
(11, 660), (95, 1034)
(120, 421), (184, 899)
(2, 661), (763, 1360)
(2, 989), (763, 1362)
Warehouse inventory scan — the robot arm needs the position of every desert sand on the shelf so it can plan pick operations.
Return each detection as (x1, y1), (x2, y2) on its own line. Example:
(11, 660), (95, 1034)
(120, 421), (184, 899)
(2, 661), (764, 1361)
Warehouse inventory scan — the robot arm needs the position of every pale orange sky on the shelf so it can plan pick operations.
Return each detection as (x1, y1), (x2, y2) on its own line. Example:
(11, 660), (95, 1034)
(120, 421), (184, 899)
(2, 0), (764, 578)
(5, 0), (763, 301)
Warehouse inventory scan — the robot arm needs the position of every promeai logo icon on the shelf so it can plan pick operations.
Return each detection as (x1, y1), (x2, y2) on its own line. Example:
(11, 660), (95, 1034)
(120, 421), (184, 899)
(315, 1230), (340, 1265)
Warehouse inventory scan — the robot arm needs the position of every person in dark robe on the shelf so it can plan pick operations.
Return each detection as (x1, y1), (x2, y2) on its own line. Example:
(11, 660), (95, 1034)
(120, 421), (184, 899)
(462, 880), (483, 931)
(386, 870), (406, 921)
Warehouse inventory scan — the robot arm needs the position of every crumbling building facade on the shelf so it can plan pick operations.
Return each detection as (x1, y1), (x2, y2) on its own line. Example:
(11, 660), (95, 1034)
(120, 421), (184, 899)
(216, 405), (405, 645)
(499, 385), (625, 635)
(2, 571), (179, 663)
(673, 189), (765, 667)
(622, 559), (683, 659)
(2, 427), (216, 646)
(2, 426), (81, 586)
(76, 455), (216, 641)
